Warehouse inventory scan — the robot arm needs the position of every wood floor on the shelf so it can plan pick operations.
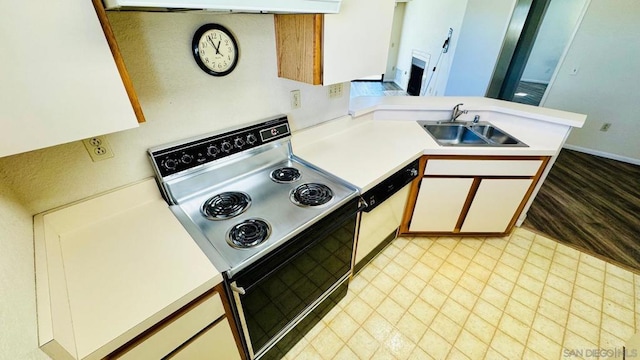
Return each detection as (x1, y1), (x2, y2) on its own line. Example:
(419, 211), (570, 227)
(512, 81), (547, 106)
(523, 149), (640, 272)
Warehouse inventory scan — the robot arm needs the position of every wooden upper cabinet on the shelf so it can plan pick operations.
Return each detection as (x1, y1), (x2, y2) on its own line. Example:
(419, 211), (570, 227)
(274, 0), (396, 85)
(275, 14), (324, 85)
(0, 0), (144, 158)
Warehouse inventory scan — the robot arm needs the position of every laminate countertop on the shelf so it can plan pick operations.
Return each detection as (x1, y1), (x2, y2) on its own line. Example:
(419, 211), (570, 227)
(34, 178), (222, 360)
(292, 97), (586, 193)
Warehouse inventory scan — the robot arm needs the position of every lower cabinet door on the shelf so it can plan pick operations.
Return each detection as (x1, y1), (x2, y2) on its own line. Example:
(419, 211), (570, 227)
(460, 178), (533, 233)
(169, 318), (241, 360)
(409, 178), (474, 232)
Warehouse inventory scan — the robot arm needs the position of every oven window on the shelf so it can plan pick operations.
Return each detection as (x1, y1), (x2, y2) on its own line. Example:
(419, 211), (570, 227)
(234, 201), (357, 356)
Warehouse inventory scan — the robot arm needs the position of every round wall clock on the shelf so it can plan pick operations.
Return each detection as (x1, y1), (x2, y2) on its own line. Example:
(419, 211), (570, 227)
(192, 24), (239, 76)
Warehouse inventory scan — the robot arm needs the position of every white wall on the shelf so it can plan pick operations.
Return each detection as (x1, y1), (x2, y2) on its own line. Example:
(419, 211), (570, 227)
(384, 2), (407, 82)
(0, 12), (349, 215)
(543, 0), (640, 161)
(444, 0), (517, 96)
(521, 0), (587, 84)
(0, 13), (349, 357)
(395, 0), (468, 96)
(0, 182), (50, 360)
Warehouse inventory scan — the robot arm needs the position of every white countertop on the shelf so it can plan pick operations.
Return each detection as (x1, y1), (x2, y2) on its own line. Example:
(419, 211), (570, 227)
(350, 96), (587, 128)
(293, 116), (427, 193)
(293, 97), (586, 193)
(35, 178), (222, 360)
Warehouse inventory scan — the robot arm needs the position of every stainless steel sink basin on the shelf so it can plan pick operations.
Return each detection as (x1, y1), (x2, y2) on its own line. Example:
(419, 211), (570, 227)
(470, 124), (521, 145)
(423, 124), (487, 145)
(418, 121), (527, 147)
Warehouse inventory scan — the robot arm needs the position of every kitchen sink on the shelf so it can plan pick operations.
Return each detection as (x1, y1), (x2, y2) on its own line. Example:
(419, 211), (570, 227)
(470, 124), (521, 145)
(422, 124), (487, 145)
(418, 121), (527, 147)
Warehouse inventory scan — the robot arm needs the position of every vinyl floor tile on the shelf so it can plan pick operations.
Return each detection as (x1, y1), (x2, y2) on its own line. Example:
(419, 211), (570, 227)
(285, 228), (640, 359)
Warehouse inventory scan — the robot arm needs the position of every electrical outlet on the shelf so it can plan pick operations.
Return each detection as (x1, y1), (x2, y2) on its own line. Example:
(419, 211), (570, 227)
(83, 135), (114, 161)
(600, 123), (612, 132)
(328, 83), (343, 99)
(290, 90), (301, 109)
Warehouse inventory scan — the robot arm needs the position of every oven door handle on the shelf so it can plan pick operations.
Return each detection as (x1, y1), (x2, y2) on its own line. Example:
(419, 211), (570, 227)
(230, 283), (246, 295)
(357, 197), (368, 212)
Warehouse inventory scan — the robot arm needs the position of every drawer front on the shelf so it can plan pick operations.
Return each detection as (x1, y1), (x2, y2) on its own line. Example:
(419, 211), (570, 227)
(115, 292), (225, 360)
(424, 159), (543, 177)
(168, 318), (241, 360)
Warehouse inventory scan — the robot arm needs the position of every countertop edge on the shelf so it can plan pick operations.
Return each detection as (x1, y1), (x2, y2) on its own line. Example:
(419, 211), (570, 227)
(349, 96), (587, 128)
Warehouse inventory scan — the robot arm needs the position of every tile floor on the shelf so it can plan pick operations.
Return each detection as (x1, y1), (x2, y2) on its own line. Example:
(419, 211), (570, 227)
(283, 227), (640, 359)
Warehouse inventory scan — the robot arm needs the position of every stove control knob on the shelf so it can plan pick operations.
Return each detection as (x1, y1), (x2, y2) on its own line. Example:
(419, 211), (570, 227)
(221, 141), (232, 153)
(181, 154), (193, 164)
(206, 145), (219, 157)
(246, 133), (257, 145)
(163, 158), (177, 170)
(234, 137), (245, 149)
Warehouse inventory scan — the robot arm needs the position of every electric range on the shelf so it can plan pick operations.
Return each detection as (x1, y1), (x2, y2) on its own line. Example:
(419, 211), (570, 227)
(148, 115), (361, 359)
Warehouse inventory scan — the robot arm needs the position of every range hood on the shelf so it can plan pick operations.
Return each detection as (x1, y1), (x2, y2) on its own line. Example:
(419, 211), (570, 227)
(103, 0), (341, 13)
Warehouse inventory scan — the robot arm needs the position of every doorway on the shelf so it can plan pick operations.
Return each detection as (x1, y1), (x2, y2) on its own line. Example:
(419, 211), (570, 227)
(487, 0), (589, 105)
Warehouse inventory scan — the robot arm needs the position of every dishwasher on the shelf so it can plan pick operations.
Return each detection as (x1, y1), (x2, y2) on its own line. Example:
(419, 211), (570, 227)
(354, 158), (420, 273)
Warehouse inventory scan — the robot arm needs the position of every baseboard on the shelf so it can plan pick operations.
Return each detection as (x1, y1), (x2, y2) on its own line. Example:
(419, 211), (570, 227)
(563, 144), (640, 166)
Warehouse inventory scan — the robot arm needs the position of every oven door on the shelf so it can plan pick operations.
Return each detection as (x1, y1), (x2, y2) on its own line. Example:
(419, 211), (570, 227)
(230, 198), (359, 359)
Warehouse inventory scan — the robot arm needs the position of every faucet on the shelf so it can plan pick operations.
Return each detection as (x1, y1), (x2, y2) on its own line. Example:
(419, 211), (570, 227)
(449, 103), (468, 122)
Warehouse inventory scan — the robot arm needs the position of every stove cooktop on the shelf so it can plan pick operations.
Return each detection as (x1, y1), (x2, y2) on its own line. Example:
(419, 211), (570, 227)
(175, 158), (356, 276)
(148, 116), (359, 277)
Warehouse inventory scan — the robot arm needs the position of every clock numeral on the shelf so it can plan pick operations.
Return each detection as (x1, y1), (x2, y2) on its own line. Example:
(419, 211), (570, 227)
(201, 41), (207, 48)
(205, 57), (210, 63)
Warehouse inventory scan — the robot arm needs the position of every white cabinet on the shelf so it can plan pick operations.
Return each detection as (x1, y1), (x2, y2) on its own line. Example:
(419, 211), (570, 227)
(168, 318), (241, 360)
(104, 0), (341, 13)
(409, 178), (473, 232)
(403, 156), (549, 235)
(274, 0), (396, 85)
(110, 288), (243, 360)
(461, 179), (533, 233)
(113, 292), (226, 359)
(0, 0), (142, 158)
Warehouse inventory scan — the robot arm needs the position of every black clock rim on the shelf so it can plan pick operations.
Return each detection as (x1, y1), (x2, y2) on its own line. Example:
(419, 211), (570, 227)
(192, 23), (239, 77)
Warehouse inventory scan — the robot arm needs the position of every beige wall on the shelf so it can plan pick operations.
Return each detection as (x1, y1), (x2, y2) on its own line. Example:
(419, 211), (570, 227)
(0, 182), (50, 360)
(0, 12), (349, 358)
(543, 0), (640, 163)
(394, 0), (468, 95)
(0, 12), (349, 214)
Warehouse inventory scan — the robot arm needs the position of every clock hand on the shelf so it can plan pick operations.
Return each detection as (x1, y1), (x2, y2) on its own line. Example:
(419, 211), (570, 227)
(215, 40), (222, 55)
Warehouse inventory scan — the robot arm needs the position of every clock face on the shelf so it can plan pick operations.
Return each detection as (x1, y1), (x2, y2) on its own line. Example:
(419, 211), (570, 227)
(192, 24), (239, 76)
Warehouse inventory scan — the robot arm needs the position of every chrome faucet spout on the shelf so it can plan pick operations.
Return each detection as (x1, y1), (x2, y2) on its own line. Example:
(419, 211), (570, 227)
(450, 103), (468, 122)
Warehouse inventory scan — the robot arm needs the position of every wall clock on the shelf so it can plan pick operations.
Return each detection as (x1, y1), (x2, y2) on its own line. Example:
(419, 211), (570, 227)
(192, 24), (239, 76)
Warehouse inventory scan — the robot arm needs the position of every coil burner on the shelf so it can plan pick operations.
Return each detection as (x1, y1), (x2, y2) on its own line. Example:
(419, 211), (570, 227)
(290, 183), (334, 207)
(270, 167), (302, 183)
(201, 192), (251, 220)
(226, 218), (271, 248)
